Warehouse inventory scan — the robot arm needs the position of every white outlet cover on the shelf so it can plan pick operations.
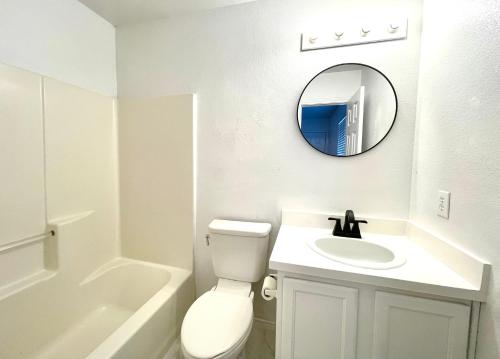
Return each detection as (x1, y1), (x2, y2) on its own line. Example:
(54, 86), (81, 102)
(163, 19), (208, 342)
(437, 190), (451, 219)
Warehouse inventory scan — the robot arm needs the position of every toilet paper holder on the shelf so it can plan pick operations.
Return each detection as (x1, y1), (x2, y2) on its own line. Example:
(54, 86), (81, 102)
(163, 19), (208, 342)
(261, 274), (278, 301)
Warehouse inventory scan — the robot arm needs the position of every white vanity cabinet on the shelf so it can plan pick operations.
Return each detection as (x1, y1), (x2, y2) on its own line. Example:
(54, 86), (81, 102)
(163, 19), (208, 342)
(372, 291), (470, 359)
(277, 276), (473, 359)
(281, 278), (358, 359)
(271, 212), (488, 359)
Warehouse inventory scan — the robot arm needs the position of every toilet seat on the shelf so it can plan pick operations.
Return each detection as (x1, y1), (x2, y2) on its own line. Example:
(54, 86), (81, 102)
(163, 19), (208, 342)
(181, 286), (253, 359)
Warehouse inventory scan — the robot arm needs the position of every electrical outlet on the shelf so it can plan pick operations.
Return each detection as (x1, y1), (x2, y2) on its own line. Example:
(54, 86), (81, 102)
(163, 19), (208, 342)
(437, 190), (451, 219)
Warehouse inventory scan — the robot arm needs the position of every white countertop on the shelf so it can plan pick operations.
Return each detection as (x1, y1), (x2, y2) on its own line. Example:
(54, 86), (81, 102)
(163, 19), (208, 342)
(269, 211), (490, 301)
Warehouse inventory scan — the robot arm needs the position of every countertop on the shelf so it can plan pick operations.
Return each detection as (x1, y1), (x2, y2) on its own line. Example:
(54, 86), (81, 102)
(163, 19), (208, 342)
(269, 211), (490, 301)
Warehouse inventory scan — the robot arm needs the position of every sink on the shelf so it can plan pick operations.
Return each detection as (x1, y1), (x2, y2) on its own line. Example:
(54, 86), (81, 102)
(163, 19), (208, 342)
(308, 237), (406, 269)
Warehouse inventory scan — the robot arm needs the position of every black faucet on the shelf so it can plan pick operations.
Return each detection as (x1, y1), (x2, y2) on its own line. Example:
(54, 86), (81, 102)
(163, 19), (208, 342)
(328, 210), (368, 239)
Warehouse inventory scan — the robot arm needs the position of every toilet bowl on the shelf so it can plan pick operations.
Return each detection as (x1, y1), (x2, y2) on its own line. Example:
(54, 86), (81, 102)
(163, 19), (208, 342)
(180, 220), (272, 359)
(181, 280), (253, 359)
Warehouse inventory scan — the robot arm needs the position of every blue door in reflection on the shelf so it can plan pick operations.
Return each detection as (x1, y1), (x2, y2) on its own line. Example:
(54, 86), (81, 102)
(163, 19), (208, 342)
(301, 104), (348, 156)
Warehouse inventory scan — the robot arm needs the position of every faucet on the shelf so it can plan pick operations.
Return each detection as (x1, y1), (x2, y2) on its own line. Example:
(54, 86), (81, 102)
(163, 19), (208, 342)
(328, 210), (368, 239)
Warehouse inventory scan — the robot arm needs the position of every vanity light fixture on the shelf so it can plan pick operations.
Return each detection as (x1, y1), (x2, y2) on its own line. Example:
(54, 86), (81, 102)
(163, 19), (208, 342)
(301, 18), (408, 51)
(388, 23), (400, 33)
(360, 27), (371, 36)
(309, 36), (318, 44)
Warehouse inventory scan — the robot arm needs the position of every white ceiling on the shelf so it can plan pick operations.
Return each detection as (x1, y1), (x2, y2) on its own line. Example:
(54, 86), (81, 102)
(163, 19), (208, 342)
(78, 0), (256, 26)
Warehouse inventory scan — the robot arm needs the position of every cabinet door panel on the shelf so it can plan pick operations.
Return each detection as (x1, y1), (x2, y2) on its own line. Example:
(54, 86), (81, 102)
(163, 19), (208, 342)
(281, 278), (358, 359)
(372, 292), (470, 359)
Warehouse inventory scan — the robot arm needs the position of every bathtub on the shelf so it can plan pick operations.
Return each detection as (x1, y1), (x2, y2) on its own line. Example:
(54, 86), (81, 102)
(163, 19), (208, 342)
(0, 257), (193, 359)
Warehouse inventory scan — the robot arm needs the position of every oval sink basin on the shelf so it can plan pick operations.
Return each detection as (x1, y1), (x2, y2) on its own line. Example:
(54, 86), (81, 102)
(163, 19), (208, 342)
(308, 237), (406, 269)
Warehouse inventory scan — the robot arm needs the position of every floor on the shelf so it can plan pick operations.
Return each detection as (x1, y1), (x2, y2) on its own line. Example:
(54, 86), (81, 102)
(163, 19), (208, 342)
(245, 319), (275, 359)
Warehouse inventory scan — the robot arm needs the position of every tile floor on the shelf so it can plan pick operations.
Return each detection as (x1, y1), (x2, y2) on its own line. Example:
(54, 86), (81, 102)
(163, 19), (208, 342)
(245, 319), (275, 359)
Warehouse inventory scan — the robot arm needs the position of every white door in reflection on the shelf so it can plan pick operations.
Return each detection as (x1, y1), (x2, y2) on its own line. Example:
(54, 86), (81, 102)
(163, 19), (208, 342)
(346, 86), (365, 155)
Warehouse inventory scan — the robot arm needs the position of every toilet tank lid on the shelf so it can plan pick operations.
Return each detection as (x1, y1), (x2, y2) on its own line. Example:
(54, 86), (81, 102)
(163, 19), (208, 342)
(209, 219), (271, 237)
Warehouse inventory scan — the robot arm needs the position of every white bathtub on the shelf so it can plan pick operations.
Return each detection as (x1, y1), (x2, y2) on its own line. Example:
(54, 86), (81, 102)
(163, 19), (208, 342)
(0, 257), (193, 359)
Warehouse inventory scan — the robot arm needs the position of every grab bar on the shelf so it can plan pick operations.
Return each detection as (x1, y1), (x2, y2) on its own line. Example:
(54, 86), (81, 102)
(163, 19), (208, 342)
(0, 230), (56, 254)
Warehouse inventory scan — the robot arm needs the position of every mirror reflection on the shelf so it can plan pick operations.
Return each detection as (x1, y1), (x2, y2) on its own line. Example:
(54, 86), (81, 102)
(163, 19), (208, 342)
(298, 63), (397, 157)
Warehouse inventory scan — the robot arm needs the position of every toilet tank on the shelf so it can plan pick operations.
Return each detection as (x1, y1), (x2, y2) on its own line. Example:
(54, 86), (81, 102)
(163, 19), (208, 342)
(208, 219), (272, 282)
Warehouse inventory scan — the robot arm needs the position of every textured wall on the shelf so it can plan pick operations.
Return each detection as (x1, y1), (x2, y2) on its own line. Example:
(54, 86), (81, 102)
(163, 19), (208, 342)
(411, 0), (500, 357)
(0, 0), (116, 96)
(117, 0), (423, 320)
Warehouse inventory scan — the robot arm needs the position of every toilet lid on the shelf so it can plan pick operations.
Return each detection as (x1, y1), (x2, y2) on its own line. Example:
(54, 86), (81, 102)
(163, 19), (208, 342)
(181, 290), (253, 359)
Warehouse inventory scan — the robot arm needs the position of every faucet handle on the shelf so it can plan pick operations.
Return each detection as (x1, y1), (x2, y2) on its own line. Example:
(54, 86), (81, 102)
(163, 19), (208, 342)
(351, 219), (368, 239)
(328, 217), (343, 236)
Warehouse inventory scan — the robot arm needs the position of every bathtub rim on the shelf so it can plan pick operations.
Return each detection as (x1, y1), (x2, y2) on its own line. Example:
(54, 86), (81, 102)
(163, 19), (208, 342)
(86, 257), (192, 359)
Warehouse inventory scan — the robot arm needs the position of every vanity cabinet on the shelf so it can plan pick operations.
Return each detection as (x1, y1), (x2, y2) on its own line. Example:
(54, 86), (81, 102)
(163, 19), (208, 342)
(372, 291), (470, 359)
(278, 277), (472, 359)
(281, 278), (358, 359)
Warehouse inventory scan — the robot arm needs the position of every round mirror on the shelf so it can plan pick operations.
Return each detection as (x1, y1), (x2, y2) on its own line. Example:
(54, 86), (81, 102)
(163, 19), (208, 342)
(297, 63), (397, 157)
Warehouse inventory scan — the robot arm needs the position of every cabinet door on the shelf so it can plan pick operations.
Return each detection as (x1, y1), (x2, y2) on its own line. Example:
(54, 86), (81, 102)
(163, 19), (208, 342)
(281, 278), (358, 359)
(372, 291), (470, 359)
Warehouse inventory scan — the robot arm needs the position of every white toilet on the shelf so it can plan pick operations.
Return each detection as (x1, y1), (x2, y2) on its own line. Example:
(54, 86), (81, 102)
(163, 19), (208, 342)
(181, 219), (272, 359)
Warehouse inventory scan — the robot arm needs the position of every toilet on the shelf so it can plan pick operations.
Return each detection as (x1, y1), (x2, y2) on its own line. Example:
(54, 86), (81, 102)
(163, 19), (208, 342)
(181, 219), (272, 359)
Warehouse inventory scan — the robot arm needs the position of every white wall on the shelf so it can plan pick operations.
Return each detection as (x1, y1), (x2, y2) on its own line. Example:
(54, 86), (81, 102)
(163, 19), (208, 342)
(300, 70), (362, 104)
(361, 67), (397, 150)
(117, 0), (423, 319)
(411, 0), (500, 357)
(0, 0), (116, 96)
(119, 95), (194, 270)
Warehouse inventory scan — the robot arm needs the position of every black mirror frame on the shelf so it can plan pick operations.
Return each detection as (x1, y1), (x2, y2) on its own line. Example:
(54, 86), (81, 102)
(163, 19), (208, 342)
(296, 62), (398, 158)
